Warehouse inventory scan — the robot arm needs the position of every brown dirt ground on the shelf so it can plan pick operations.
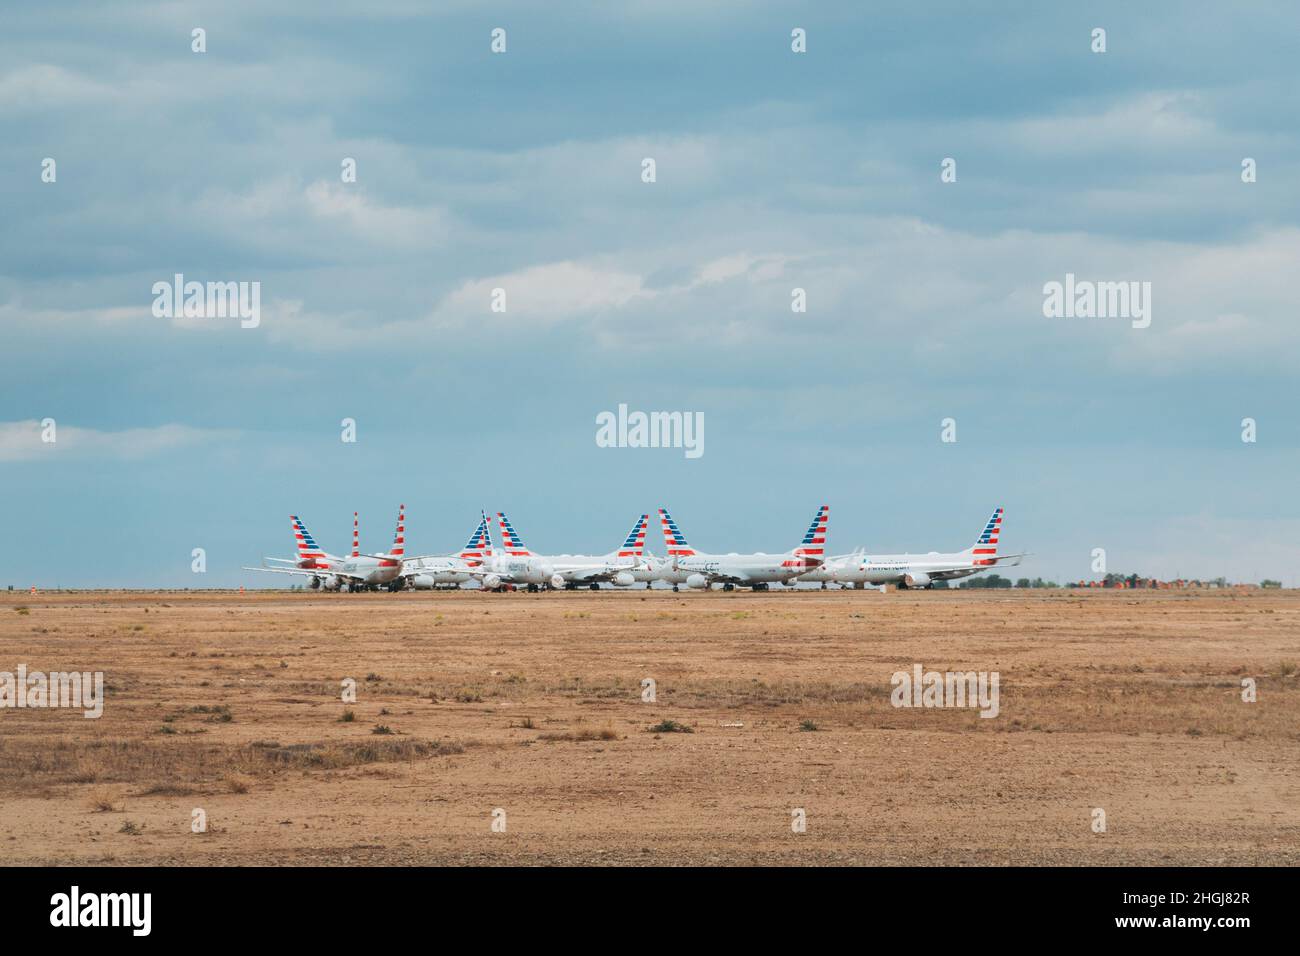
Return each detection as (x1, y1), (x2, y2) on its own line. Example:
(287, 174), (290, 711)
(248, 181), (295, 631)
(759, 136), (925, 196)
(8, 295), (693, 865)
(1, 588), (1298, 866)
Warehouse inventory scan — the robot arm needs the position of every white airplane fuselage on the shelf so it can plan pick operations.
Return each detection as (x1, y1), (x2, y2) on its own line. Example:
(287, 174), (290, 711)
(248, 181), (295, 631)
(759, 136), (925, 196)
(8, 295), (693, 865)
(478, 552), (559, 588)
(801, 551), (995, 587)
(626, 554), (664, 584)
(874, 552), (979, 583)
(334, 555), (403, 586)
(403, 557), (477, 589)
(799, 507), (1015, 588)
(552, 553), (660, 587)
(661, 553), (810, 588)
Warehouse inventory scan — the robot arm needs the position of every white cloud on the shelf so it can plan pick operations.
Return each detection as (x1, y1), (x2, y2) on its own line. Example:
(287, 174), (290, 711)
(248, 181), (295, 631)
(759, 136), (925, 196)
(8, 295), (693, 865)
(303, 180), (448, 246)
(0, 53), (379, 118)
(997, 91), (1219, 156)
(0, 64), (115, 114)
(259, 298), (384, 350)
(0, 420), (239, 463)
(0, 301), (148, 326)
(433, 261), (647, 327)
(187, 178), (450, 254)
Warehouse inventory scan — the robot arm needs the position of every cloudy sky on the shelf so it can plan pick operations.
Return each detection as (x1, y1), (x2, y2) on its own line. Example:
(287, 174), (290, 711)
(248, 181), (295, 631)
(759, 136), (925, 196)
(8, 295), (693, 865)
(3, 1), (1298, 587)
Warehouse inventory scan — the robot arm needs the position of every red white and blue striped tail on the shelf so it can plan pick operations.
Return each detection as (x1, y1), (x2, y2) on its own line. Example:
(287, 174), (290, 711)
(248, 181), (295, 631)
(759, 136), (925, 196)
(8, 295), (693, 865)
(617, 514), (649, 557)
(970, 507), (1004, 566)
(389, 504), (406, 559)
(658, 508), (695, 557)
(789, 504), (829, 569)
(291, 515), (330, 569)
(496, 512), (533, 556)
(459, 514), (492, 565)
(351, 512), (360, 558)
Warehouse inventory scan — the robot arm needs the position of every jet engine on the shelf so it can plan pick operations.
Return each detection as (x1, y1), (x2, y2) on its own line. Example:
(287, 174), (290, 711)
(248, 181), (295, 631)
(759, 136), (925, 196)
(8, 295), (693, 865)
(902, 572), (931, 589)
(612, 571), (635, 588)
(410, 574), (437, 590)
(308, 576), (321, 590)
(685, 573), (709, 589)
(322, 576), (342, 591)
(550, 574), (566, 590)
(482, 573), (502, 591)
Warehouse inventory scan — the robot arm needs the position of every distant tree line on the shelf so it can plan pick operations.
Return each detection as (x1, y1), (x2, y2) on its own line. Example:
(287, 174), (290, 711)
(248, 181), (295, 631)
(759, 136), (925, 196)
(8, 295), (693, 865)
(958, 573), (1281, 589)
(958, 575), (1059, 589)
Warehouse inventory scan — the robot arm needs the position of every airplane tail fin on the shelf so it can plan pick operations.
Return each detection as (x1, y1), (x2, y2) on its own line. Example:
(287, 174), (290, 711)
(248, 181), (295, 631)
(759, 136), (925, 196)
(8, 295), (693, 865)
(459, 514), (492, 565)
(291, 515), (329, 567)
(969, 507), (1004, 566)
(390, 504), (406, 558)
(496, 512), (532, 556)
(351, 512), (360, 558)
(789, 505), (829, 569)
(616, 514), (650, 558)
(658, 508), (695, 557)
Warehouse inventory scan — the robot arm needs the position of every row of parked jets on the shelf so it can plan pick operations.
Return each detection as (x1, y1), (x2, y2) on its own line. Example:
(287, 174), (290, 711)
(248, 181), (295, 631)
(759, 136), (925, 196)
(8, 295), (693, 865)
(244, 506), (1025, 592)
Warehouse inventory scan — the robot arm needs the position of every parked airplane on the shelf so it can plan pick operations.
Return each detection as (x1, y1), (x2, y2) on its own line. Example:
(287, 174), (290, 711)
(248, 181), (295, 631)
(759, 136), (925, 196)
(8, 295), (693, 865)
(244, 506), (413, 591)
(654, 506), (829, 591)
(459, 511), (657, 591)
(799, 507), (1025, 589)
(554, 513), (659, 588)
(403, 515), (494, 589)
(260, 510), (358, 572)
(466, 512), (568, 591)
(243, 514), (346, 588)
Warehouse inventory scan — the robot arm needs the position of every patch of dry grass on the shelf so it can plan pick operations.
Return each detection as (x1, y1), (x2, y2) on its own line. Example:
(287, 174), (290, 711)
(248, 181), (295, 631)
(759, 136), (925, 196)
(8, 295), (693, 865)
(0, 735), (472, 796)
(538, 726), (618, 743)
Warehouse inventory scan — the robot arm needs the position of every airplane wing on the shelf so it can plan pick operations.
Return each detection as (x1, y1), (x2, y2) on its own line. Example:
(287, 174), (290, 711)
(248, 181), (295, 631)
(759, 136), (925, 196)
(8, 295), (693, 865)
(362, 552), (462, 569)
(241, 565), (364, 583)
(925, 553), (1029, 580)
(241, 565), (328, 578)
(826, 550), (862, 562)
(398, 560), (463, 578)
(564, 567), (607, 583)
(926, 567), (981, 581)
(692, 569), (752, 586)
(560, 561), (633, 583)
(454, 565), (511, 581)
(666, 556), (750, 586)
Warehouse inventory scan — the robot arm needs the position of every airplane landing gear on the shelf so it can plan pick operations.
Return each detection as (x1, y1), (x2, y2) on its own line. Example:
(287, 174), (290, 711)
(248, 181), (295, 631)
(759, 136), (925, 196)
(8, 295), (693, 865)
(589, 582), (600, 591)
(672, 585), (680, 592)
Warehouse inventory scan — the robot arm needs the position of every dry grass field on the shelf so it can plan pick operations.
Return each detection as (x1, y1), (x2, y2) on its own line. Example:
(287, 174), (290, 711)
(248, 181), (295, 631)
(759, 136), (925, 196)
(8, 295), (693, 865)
(1, 588), (1298, 866)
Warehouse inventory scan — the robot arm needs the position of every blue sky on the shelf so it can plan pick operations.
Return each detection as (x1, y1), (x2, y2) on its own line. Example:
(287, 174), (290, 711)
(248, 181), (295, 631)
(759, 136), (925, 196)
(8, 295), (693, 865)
(2, 1), (1298, 587)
